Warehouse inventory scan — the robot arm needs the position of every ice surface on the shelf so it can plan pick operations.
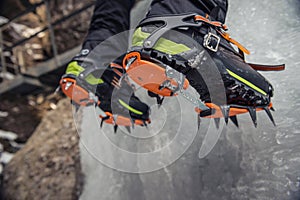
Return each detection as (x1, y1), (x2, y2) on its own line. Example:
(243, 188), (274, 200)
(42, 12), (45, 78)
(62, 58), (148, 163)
(79, 0), (300, 199)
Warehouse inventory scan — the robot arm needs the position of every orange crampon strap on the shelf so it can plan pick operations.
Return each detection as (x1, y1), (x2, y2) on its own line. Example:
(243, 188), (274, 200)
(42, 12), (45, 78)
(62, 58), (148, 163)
(218, 31), (250, 55)
(123, 51), (189, 97)
(194, 15), (228, 30)
(60, 77), (99, 106)
(194, 15), (250, 55)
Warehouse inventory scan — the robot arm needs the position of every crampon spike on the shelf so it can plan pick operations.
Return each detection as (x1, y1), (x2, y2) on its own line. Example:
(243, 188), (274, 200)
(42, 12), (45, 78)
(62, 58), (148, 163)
(248, 107), (257, 127)
(130, 119), (135, 129)
(220, 105), (230, 124)
(157, 96), (165, 108)
(100, 119), (104, 128)
(264, 107), (276, 126)
(100, 116), (110, 128)
(125, 126), (131, 133)
(114, 125), (118, 133)
(230, 116), (239, 128)
(270, 107), (275, 112)
(147, 91), (164, 107)
(214, 118), (220, 129)
(143, 121), (148, 129)
(197, 115), (201, 130)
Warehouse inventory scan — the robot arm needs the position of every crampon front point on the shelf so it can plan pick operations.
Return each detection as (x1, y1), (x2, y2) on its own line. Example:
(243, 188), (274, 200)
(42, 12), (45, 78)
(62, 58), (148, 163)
(195, 102), (276, 128)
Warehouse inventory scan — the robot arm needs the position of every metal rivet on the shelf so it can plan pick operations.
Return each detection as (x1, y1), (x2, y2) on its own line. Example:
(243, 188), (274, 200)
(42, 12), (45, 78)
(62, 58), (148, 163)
(145, 41), (151, 47)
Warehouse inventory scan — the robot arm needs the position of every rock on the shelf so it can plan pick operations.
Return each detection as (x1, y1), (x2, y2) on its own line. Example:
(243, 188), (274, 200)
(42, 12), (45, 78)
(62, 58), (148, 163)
(0, 112), (8, 118)
(2, 98), (83, 200)
(0, 93), (63, 144)
(36, 95), (44, 105)
(49, 102), (57, 110)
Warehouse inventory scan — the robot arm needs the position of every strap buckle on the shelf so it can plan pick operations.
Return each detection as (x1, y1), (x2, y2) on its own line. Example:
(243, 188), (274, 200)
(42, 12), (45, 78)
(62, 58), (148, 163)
(203, 32), (220, 52)
(164, 66), (186, 93)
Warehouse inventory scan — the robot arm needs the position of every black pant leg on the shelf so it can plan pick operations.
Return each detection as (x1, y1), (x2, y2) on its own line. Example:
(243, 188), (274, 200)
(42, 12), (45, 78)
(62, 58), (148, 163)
(82, 0), (135, 51)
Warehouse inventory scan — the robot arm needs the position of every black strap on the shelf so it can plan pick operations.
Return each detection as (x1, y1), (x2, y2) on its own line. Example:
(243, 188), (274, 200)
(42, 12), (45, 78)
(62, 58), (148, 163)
(139, 13), (203, 50)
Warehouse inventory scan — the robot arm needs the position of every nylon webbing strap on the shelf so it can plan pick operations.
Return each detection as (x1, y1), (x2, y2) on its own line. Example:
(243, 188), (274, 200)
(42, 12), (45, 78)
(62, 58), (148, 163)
(194, 15), (228, 30)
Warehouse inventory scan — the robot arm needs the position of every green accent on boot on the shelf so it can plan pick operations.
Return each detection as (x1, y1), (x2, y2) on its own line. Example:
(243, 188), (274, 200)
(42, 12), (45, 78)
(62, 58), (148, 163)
(66, 61), (104, 85)
(118, 99), (143, 115)
(66, 61), (84, 76)
(226, 69), (267, 96)
(132, 27), (191, 55)
(85, 74), (104, 85)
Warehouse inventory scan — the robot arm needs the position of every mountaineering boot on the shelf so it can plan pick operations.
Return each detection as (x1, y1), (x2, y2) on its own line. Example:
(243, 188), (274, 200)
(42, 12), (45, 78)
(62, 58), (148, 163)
(60, 55), (150, 129)
(123, 13), (283, 127)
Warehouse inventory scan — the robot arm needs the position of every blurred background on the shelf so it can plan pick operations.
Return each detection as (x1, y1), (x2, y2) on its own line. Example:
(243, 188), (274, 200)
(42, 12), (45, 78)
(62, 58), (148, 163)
(0, 0), (95, 199)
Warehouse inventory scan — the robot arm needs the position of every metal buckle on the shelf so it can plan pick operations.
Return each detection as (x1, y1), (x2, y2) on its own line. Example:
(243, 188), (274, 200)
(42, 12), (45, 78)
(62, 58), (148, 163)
(203, 32), (220, 52)
(162, 66), (185, 94)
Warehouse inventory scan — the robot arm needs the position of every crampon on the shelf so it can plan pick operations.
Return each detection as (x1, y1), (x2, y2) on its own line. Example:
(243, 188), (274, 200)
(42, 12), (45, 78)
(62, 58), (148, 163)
(60, 63), (151, 133)
(122, 51), (285, 128)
